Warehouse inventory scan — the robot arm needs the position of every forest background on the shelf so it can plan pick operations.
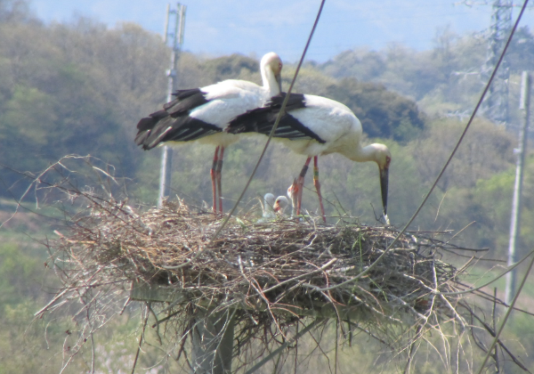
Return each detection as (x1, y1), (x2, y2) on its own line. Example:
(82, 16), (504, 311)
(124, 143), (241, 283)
(1, 0), (534, 372)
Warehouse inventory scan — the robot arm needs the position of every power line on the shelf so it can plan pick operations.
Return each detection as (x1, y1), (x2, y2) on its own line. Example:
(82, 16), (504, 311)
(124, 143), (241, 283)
(210, 0), (327, 240)
(314, 0), (527, 294)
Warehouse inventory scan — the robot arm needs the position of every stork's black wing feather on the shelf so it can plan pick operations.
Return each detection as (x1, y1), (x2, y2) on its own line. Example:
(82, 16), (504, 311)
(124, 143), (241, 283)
(135, 88), (218, 150)
(158, 117), (221, 144)
(267, 92), (307, 111)
(135, 112), (220, 150)
(227, 93), (325, 144)
(163, 88), (209, 116)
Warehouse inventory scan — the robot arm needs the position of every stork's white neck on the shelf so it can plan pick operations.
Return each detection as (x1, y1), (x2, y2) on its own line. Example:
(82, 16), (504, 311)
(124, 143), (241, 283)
(346, 143), (384, 165)
(260, 64), (281, 97)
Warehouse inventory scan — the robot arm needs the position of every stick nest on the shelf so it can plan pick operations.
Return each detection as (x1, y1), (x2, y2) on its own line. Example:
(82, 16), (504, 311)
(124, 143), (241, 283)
(35, 156), (529, 372)
(51, 197), (466, 335)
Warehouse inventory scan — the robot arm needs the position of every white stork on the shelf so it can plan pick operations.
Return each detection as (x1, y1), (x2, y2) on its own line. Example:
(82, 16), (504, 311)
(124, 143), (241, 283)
(273, 195), (290, 216)
(228, 93), (391, 224)
(257, 193), (287, 223)
(135, 52), (283, 214)
(262, 193), (276, 219)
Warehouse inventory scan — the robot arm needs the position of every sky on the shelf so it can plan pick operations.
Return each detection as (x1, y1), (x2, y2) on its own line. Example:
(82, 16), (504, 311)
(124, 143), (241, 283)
(29, 0), (534, 63)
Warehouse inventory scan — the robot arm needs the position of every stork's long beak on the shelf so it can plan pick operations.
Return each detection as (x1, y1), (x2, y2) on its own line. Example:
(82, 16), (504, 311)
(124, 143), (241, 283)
(380, 167), (389, 217)
(273, 201), (281, 213)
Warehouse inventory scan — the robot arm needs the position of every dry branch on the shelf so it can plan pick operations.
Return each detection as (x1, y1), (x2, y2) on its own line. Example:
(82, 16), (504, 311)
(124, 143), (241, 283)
(26, 157), (530, 372)
(44, 195), (468, 345)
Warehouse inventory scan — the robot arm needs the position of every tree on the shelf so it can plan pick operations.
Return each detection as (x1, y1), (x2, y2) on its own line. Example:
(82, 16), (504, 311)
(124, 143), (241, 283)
(411, 118), (515, 191)
(0, 0), (31, 23)
(324, 77), (426, 141)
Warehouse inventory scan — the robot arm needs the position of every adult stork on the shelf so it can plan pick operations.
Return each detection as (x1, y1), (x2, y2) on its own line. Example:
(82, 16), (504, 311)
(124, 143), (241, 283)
(228, 93), (391, 224)
(135, 52), (283, 214)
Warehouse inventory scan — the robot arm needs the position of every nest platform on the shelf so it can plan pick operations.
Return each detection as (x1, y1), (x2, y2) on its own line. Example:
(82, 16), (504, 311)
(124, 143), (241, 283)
(51, 198), (465, 330)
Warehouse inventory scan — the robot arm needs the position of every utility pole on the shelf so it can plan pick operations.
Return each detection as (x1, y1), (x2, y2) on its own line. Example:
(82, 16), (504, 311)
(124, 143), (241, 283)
(481, 0), (513, 126)
(158, 6), (235, 371)
(158, 3), (186, 208)
(505, 71), (531, 306)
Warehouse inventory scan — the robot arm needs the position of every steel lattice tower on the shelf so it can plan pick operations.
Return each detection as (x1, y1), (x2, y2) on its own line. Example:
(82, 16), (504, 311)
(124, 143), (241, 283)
(481, 0), (513, 125)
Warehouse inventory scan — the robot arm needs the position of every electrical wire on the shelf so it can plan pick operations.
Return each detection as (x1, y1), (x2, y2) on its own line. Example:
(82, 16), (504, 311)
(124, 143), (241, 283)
(211, 0), (327, 240)
(476, 243), (534, 373)
(311, 0), (529, 293)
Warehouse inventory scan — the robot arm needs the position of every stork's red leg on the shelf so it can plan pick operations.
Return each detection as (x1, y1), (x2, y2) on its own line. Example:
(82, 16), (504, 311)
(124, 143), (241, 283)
(287, 178), (299, 218)
(296, 157), (312, 216)
(313, 156), (326, 223)
(211, 146), (220, 213)
(216, 146), (225, 214)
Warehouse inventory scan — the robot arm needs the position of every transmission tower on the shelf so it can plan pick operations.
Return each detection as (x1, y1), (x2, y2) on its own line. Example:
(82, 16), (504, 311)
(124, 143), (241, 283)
(158, 3), (186, 208)
(481, 0), (513, 126)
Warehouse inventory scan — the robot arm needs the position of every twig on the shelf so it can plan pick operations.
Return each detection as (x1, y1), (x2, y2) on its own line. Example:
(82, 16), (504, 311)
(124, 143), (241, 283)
(243, 319), (323, 374)
(131, 304), (150, 374)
